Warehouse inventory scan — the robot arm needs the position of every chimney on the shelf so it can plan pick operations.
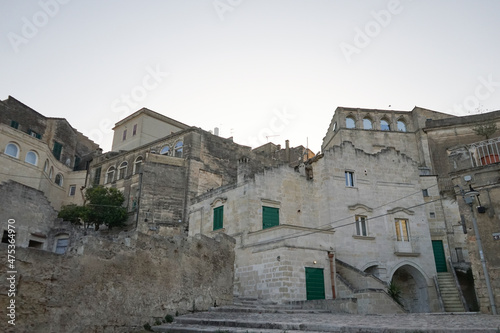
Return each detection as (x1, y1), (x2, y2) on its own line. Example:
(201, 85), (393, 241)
(285, 140), (290, 163)
(237, 157), (250, 184)
(214, 127), (219, 136)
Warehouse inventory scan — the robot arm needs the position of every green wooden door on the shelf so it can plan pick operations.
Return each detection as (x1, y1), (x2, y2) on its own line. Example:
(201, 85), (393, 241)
(432, 240), (447, 272)
(305, 267), (325, 300)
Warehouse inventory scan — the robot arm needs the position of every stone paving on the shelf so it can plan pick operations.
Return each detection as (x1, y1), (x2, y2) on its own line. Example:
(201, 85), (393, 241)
(153, 310), (500, 333)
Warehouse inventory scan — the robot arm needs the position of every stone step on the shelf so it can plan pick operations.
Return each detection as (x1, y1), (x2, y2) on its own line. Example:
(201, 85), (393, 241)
(210, 306), (331, 314)
(153, 324), (327, 333)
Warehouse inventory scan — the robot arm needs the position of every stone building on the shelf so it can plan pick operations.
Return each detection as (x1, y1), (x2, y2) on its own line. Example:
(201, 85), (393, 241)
(87, 108), (311, 235)
(0, 96), (100, 210)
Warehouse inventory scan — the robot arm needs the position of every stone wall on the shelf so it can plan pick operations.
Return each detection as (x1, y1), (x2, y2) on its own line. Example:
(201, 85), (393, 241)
(0, 232), (235, 333)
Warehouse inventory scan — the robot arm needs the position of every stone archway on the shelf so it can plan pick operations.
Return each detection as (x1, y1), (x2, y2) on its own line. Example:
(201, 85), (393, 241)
(391, 264), (430, 313)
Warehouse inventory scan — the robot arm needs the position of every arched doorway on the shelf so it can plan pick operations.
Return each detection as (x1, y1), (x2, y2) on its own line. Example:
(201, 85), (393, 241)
(391, 264), (430, 312)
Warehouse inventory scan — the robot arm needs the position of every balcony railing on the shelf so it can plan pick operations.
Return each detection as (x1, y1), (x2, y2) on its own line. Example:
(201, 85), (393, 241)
(393, 236), (421, 256)
(468, 137), (500, 167)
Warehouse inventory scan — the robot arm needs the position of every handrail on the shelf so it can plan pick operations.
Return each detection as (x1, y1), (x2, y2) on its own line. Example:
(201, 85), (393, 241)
(433, 275), (445, 312)
(448, 257), (468, 311)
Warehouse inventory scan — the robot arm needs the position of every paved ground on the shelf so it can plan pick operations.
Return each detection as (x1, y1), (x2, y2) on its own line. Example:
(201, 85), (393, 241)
(153, 310), (500, 332)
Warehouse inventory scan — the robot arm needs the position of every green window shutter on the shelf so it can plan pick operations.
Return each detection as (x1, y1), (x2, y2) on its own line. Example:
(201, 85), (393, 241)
(213, 206), (223, 230)
(53, 141), (63, 160)
(262, 206), (279, 229)
(93, 167), (102, 185)
(10, 120), (19, 129)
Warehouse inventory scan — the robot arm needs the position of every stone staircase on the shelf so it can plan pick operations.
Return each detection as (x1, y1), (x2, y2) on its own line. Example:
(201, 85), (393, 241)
(436, 272), (465, 312)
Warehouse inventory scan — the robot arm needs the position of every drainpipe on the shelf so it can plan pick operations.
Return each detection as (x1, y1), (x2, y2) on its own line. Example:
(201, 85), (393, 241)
(328, 252), (336, 299)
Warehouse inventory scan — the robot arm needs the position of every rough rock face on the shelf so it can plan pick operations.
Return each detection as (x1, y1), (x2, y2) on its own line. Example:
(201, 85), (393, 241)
(0, 232), (235, 333)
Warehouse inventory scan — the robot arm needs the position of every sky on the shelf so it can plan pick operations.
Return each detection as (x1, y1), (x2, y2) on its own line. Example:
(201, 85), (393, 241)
(1, 0), (500, 153)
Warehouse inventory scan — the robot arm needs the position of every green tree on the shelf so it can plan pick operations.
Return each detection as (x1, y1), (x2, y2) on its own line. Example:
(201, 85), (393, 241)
(83, 186), (128, 230)
(57, 187), (128, 230)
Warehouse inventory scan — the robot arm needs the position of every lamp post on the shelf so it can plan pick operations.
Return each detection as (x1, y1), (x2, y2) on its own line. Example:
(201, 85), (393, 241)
(464, 188), (497, 315)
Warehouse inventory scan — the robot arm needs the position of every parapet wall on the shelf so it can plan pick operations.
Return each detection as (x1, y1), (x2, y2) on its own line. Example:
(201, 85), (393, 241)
(0, 232), (235, 333)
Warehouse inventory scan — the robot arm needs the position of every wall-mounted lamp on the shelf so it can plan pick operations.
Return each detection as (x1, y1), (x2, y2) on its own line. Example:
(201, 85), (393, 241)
(313, 260), (317, 264)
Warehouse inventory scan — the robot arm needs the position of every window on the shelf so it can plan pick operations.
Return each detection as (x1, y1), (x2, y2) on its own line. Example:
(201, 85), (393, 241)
(2, 230), (8, 243)
(430, 212), (436, 218)
(363, 118), (372, 129)
(5, 143), (19, 158)
(133, 124), (137, 136)
(69, 185), (76, 196)
(345, 171), (354, 187)
(422, 189), (429, 197)
(25, 151), (38, 165)
(380, 119), (390, 131)
(55, 174), (63, 186)
(74, 156), (81, 170)
(395, 219), (409, 242)
(53, 141), (63, 160)
(118, 161), (128, 180)
(397, 120), (407, 132)
(49, 167), (54, 179)
(122, 129), (127, 141)
(10, 120), (19, 129)
(213, 206), (224, 230)
(160, 146), (170, 155)
(263, 206), (279, 229)
(93, 167), (102, 185)
(346, 117), (355, 129)
(28, 129), (42, 139)
(133, 156), (143, 174)
(105, 166), (115, 184)
(355, 215), (367, 236)
(28, 240), (44, 249)
(55, 238), (69, 254)
(44, 159), (49, 172)
(174, 141), (183, 158)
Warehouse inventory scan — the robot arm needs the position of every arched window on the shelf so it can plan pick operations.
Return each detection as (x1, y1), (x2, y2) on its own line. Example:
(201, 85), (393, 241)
(380, 119), (390, 131)
(118, 161), (128, 180)
(105, 166), (115, 184)
(363, 117), (373, 130)
(25, 151), (38, 165)
(55, 174), (63, 186)
(133, 156), (143, 174)
(5, 142), (19, 158)
(174, 141), (183, 158)
(160, 146), (170, 155)
(44, 159), (49, 173)
(397, 120), (407, 132)
(49, 167), (54, 180)
(345, 117), (356, 129)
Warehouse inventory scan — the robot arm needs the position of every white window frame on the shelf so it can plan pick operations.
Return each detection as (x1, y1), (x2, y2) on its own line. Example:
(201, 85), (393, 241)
(345, 171), (355, 187)
(395, 218), (409, 242)
(69, 185), (76, 196)
(105, 166), (115, 184)
(355, 215), (368, 236)
(25, 150), (38, 165)
(133, 156), (143, 174)
(55, 173), (63, 187)
(118, 161), (128, 180)
(5, 142), (20, 158)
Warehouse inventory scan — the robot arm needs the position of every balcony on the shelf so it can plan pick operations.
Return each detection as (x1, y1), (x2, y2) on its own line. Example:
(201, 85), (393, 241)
(393, 237), (421, 257)
(468, 137), (500, 167)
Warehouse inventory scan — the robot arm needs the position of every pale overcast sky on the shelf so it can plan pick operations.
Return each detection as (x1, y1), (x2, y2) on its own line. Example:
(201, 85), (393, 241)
(1, 0), (500, 152)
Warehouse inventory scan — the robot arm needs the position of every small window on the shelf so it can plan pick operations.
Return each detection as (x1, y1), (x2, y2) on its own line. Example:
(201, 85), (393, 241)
(44, 159), (49, 172)
(380, 119), (390, 131)
(363, 118), (372, 130)
(345, 171), (354, 187)
(263, 206), (279, 229)
(397, 120), (407, 132)
(332, 122), (337, 132)
(28, 240), (44, 249)
(174, 141), (183, 158)
(25, 151), (38, 165)
(122, 129), (127, 141)
(355, 215), (368, 236)
(93, 167), (102, 185)
(213, 206), (224, 230)
(160, 146), (170, 155)
(55, 174), (63, 186)
(69, 185), (76, 196)
(53, 141), (63, 160)
(430, 212), (436, 218)
(422, 189), (429, 197)
(133, 124), (137, 136)
(395, 219), (409, 242)
(2, 230), (8, 243)
(133, 156), (143, 174)
(10, 120), (19, 129)
(346, 117), (355, 129)
(28, 129), (42, 139)
(105, 166), (115, 184)
(5, 143), (19, 158)
(118, 161), (128, 180)
(55, 238), (69, 254)
(49, 167), (54, 179)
